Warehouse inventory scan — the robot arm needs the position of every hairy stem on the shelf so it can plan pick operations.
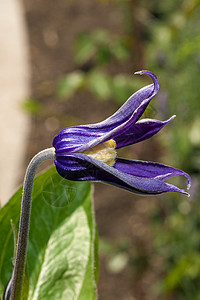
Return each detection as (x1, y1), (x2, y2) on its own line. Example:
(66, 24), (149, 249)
(10, 148), (55, 300)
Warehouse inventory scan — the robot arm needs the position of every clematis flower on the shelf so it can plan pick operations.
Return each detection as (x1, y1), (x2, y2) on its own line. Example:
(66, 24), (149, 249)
(53, 71), (190, 195)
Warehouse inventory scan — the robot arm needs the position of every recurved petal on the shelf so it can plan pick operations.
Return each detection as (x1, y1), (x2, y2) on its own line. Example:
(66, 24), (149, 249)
(85, 70), (159, 131)
(54, 153), (191, 195)
(114, 116), (175, 149)
(114, 158), (191, 187)
(53, 71), (159, 153)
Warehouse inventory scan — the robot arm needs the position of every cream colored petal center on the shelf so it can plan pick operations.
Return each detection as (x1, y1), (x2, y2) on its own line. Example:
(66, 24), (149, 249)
(81, 139), (117, 166)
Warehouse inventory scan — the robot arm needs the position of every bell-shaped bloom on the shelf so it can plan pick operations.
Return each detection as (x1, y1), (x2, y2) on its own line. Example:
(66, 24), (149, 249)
(53, 71), (190, 195)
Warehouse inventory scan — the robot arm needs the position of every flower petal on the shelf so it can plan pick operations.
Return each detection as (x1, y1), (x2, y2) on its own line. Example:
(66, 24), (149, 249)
(53, 71), (159, 153)
(114, 116), (175, 148)
(53, 129), (102, 153)
(114, 158), (191, 186)
(54, 153), (190, 195)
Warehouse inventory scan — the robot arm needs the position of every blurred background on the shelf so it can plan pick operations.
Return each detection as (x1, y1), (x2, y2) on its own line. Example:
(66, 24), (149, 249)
(1, 0), (200, 299)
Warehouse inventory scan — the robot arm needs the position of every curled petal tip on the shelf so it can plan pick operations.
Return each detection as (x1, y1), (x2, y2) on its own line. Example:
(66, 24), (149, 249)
(171, 114), (176, 120)
(134, 70), (156, 77)
(134, 70), (159, 93)
(134, 70), (152, 76)
(166, 115), (176, 123)
(181, 189), (190, 197)
(187, 182), (191, 191)
(134, 71), (143, 75)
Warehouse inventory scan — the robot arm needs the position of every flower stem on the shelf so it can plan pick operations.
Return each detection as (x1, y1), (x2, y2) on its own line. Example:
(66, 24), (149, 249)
(10, 148), (55, 300)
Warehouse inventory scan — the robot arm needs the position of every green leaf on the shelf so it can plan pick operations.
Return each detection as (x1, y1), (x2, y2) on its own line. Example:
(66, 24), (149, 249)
(22, 98), (41, 115)
(0, 287), (3, 298)
(111, 74), (133, 105)
(88, 70), (112, 101)
(0, 167), (97, 299)
(75, 34), (96, 64)
(164, 252), (200, 291)
(110, 40), (130, 62)
(57, 71), (85, 99)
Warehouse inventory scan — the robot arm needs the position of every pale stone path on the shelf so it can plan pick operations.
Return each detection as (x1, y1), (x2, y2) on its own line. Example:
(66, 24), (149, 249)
(0, 0), (30, 205)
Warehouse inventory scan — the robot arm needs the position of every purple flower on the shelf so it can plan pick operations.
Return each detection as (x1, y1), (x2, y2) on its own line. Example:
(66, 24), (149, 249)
(53, 71), (191, 195)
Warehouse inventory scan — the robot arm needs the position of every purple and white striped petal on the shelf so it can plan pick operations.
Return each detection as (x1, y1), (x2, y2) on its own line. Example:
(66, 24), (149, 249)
(54, 153), (190, 195)
(53, 71), (159, 153)
(114, 158), (191, 186)
(114, 116), (175, 148)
